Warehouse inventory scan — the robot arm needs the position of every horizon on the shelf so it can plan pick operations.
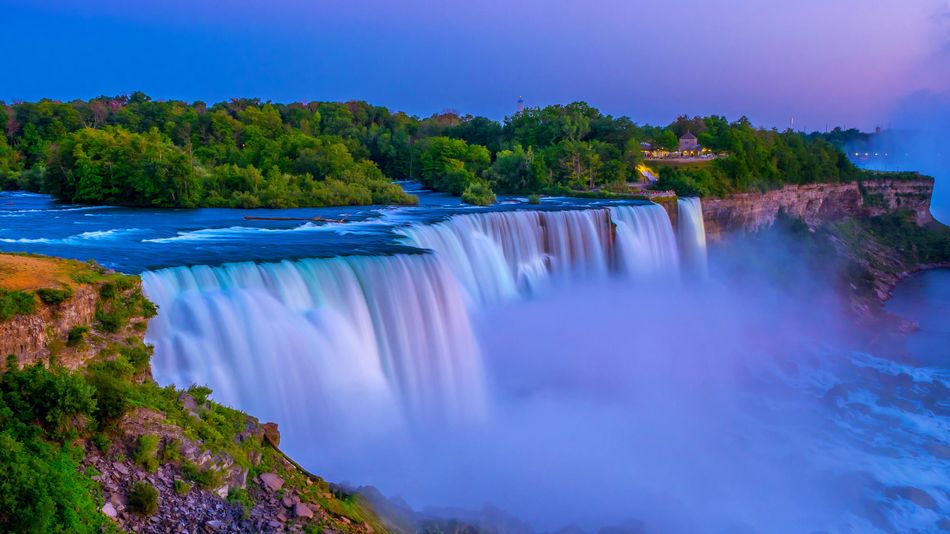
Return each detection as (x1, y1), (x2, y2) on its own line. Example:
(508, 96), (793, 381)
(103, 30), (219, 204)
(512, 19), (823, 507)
(2, 0), (948, 130)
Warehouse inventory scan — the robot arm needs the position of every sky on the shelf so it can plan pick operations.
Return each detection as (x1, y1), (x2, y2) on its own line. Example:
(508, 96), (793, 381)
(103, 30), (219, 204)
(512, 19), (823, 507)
(1, 0), (948, 129)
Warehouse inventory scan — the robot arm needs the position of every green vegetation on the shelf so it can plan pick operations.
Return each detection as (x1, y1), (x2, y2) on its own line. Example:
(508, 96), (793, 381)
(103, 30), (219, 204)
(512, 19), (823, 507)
(127, 481), (158, 516)
(0, 356), (107, 533)
(67, 326), (90, 347)
(0, 289), (35, 320)
(0, 95), (884, 206)
(133, 434), (160, 472)
(36, 287), (73, 305)
(1, 95), (415, 208)
(173, 479), (191, 497)
(181, 460), (223, 490)
(461, 180), (496, 206)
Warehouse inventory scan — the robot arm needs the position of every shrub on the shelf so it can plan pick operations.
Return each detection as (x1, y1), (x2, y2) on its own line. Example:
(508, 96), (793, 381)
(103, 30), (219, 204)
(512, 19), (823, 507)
(0, 361), (96, 441)
(67, 326), (89, 347)
(461, 180), (496, 206)
(0, 290), (36, 321)
(84, 366), (131, 425)
(160, 438), (181, 463)
(181, 461), (222, 490)
(188, 385), (213, 405)
(0, 432), (106, 532)
(527, 194), (541, 204)
(173, 479), (191, 496)
(127, 481), (158, 516)
(90, 433), (111, 452)
(133, 434), (160, 472)
(36, 287), (73, 305)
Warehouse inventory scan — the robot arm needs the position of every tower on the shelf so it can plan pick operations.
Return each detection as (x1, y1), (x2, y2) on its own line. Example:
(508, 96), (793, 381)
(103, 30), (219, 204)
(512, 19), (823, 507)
(517, 96), (524, 113)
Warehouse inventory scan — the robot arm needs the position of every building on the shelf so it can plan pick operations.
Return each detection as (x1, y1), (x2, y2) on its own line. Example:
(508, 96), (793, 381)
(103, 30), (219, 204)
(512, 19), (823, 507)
(678, 131), (699, 153)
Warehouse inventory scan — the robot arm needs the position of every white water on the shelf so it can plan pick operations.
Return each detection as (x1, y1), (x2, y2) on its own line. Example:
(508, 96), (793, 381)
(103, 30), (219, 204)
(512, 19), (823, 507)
(142, 254), (487, 440)
(144, 204), (691, 430)
(611, 204), (680, 277)
(400, 204), (686, 305)
(400, 209), (614, 305)
(677, 197), (708, 275)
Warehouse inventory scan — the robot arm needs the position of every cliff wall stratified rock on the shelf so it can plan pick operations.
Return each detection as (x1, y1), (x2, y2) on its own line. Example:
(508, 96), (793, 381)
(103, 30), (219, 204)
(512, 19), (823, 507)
(701, 177), (934, 241)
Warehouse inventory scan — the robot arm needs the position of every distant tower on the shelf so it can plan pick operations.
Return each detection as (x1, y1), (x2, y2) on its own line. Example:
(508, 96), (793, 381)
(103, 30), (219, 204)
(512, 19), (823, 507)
(517, 96), (524, 113)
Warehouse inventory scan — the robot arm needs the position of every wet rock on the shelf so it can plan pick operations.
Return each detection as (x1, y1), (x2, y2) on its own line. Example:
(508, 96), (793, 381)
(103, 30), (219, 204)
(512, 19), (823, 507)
(260, 473), (284, 492)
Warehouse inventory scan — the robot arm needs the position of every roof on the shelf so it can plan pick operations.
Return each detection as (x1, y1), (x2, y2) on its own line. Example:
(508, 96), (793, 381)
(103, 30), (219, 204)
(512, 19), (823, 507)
(679, 131), (697, 140)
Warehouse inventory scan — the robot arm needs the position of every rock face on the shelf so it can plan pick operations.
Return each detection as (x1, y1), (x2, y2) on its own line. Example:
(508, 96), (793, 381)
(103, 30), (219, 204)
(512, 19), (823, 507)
(0, 285), (98, 367)
(701, 177), (934, 241)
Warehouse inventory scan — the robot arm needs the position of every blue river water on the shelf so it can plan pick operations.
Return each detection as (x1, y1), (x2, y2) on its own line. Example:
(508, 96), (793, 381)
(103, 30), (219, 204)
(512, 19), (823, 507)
(0, 185), (640, 273)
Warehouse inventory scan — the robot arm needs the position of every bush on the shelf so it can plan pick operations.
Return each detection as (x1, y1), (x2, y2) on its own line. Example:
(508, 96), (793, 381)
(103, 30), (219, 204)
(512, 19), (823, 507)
(160, 439), (181, 463)
(173, 479), (191, 496)
(36, 287), (73, 305)
(0, 361), (96, 441)
(84, 368), (131, 425)
(527, 194), (541, 204)
(127, 481), (158, 516)
(181, 461), (223, 490)
(133, 434), (160, 472)
(67, 326), (89, 347)
(461, 180), (496, 206)
(0, 432), (106, 533)
(0, 290), (36, 321)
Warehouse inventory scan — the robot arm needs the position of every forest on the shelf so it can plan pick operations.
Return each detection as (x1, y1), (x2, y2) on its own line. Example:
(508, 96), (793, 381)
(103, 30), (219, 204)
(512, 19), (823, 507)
(0, 94), (864, 206)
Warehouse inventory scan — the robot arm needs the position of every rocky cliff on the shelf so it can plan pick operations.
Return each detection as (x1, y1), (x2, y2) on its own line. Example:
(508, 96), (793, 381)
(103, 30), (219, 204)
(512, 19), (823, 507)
(0, 254), (152, 370)
(696, 175), (949, 343)
(701, 176), (934, 241)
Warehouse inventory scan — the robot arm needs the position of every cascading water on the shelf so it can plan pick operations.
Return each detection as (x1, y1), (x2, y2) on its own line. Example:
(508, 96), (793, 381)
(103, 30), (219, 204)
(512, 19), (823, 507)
(400, 209), (615, 304)
(142, 203), (689, 469)
(677, 197), (708, 274)
(142, 254), (487, 441)
(610, 204), (680, 277)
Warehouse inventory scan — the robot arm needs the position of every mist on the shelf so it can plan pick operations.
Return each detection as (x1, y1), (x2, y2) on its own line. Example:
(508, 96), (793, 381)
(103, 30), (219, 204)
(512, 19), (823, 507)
(285, 228), (895, 533)
(854, 90), (950, 223)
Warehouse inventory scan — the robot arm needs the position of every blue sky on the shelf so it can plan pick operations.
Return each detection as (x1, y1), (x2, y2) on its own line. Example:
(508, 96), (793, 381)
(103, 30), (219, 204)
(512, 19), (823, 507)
(1, 0), (948, 129)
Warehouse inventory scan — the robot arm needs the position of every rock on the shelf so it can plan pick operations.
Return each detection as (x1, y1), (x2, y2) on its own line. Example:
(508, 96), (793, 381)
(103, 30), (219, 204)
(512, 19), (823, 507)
(214, 484), (229, 498)
(263, 422), (281, 447)
(206, 519), (224, 531)
(179, 392), (201, 418)
(277, 511), (288, 523)
(294, 502), (314, 519)
(268, 521), (282, 529)
(113, 462), (129, 476)
(282, 495), (295, 508)
(259, 472), (284, 492)
(101, 502), (118, 519)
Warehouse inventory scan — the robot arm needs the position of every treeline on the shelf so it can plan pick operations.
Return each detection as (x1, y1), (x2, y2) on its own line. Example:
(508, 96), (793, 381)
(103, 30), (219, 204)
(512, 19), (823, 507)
(0, 93), (415, 208)
(0, 94), (864, 206)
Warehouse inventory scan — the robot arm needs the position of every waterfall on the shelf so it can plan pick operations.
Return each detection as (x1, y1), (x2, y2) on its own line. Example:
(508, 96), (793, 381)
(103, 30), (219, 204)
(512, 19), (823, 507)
(400, 209), (614, 305)
(610, 204), (680, 277)
(141, 254), (487, 438)
(141, 203), (686, 454)
(676, 197), (708, 274)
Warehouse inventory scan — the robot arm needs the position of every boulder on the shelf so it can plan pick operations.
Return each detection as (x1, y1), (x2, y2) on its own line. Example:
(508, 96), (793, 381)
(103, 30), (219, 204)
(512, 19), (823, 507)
(294, 502), (314, 519)
(259, 472), (284, 492)
(263, 422), (281, 447)
(102, 502), (118, 520)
